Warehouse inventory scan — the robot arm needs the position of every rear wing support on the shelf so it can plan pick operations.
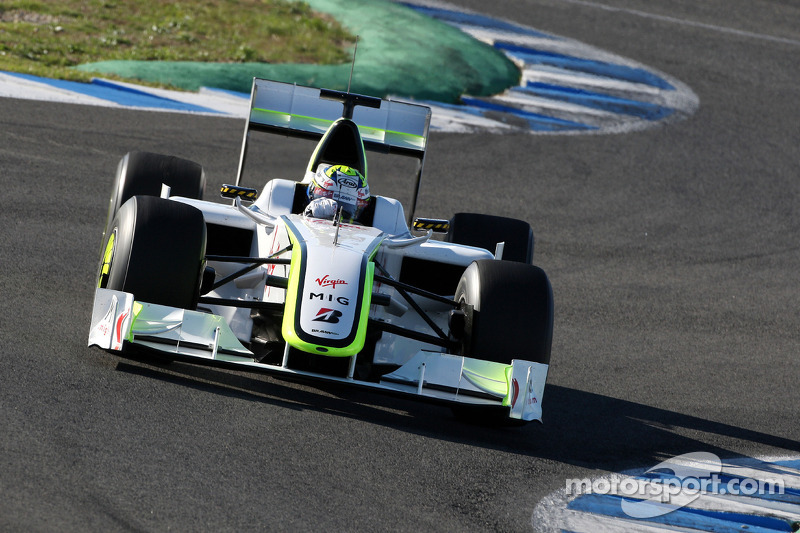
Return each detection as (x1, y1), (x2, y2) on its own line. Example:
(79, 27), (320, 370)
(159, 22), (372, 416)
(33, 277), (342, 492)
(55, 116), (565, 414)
(235, 78), (431, 225)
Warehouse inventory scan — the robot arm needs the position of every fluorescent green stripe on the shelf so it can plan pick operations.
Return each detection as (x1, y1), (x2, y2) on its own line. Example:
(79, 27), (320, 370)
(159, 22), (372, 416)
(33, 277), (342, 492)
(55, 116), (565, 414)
(251, 108), (426, 149)
(98, 231), (115, 288)
(351, 261), (374, 355)
(280, 223), (307, 351)
(128, 301), (144, 342)
(460, 359), (510, 399)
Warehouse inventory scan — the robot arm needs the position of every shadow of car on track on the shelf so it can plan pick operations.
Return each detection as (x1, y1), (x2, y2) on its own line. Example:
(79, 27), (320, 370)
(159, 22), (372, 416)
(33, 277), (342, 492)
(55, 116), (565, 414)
(113, 357), (800, 471)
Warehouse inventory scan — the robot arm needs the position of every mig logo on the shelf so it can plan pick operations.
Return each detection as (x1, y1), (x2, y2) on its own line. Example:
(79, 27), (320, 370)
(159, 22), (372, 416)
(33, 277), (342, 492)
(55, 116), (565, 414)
(312, 308), (342, 323)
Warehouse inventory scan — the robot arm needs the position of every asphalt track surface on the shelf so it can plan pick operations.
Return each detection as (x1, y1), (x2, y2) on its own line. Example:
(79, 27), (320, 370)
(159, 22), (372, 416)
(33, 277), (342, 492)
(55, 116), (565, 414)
(1, 0), (799, 531)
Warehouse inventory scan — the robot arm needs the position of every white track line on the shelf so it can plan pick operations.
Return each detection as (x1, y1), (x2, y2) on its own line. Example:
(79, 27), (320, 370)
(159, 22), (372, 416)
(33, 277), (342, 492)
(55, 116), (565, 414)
(556, 0), (800, 47)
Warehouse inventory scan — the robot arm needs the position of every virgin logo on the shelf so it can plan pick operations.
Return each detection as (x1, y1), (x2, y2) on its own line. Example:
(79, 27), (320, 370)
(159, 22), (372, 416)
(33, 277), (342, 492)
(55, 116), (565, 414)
(315, 274), (347, 289)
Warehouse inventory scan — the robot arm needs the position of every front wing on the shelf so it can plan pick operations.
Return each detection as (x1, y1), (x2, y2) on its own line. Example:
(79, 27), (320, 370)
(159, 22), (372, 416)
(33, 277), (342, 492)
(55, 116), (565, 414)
(88, 288), (548, 422)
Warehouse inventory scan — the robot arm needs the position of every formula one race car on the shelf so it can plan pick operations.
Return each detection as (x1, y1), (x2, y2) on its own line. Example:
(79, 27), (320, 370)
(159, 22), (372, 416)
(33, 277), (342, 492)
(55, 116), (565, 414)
(89, 79), (553, 424)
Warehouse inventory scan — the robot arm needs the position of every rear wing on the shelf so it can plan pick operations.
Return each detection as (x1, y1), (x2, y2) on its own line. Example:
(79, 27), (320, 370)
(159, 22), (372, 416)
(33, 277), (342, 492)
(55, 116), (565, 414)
(235, 78), (432, 223)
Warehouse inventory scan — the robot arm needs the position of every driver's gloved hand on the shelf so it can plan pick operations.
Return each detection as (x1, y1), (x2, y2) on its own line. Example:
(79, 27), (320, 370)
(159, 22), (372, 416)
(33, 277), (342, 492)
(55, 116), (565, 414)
(304, 197), (338, 219)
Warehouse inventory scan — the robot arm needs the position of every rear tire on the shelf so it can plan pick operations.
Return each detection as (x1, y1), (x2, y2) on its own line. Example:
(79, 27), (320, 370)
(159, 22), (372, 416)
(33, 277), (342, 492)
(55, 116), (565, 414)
(102, 151), (205, 245)
(98, 196), (206, 310)
(454, 259), (553, 365)
(446, 213), (534, 263)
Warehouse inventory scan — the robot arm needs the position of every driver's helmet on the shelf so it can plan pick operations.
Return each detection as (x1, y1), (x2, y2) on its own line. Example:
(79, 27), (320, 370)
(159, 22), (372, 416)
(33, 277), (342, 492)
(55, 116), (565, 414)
(307, 164), (370, 222)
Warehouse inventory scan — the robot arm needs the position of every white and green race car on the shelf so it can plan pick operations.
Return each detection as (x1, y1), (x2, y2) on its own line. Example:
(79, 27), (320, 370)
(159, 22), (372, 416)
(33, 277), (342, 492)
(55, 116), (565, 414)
(89, 78), (553, 424)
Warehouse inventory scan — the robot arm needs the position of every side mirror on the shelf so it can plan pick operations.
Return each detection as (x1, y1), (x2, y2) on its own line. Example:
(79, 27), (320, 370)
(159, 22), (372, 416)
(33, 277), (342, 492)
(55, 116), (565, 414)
(412, 218), (450, 234)
(220, 184), (258, 202)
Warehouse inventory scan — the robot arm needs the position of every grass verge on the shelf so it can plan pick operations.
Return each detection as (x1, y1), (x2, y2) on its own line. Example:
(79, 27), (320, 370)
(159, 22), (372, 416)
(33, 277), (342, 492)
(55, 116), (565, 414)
(0, 0), (355, 85)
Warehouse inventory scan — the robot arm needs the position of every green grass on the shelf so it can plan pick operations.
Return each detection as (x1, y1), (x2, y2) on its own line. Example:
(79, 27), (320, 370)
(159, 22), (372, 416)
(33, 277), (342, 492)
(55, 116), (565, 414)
(0, 0), (355, 85)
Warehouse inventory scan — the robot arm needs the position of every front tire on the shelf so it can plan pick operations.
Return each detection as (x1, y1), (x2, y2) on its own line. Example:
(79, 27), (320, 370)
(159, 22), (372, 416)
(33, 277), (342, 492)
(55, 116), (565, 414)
(451, 259), (553, 425)
(454, 259), (553, 365)
(98, 196), (206, 310)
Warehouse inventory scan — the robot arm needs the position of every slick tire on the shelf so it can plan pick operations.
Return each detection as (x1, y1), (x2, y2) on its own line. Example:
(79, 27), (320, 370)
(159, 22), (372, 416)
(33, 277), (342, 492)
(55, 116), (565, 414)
(101, 151), (205, 246)
(446, 213), (534, 263)
(454, 259), (553, 365)
(98, 196), (206, 310)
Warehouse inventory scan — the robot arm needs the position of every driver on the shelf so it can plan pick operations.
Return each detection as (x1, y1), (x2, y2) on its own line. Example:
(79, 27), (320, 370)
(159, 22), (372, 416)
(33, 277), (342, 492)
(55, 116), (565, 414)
(304, 164), (370, 223)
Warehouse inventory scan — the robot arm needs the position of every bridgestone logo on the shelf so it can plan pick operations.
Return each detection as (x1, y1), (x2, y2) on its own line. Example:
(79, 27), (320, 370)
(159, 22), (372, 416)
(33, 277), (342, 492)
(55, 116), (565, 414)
(312, 308), (342, 323)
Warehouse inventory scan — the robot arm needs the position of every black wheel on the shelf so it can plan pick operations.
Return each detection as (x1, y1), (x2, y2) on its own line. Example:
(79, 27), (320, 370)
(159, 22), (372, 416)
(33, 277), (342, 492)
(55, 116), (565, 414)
(454, 259), (553, 365)
(98, 196), (206, 310)
(101, 151), (205, 245)
(446, 213), (534, 263)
